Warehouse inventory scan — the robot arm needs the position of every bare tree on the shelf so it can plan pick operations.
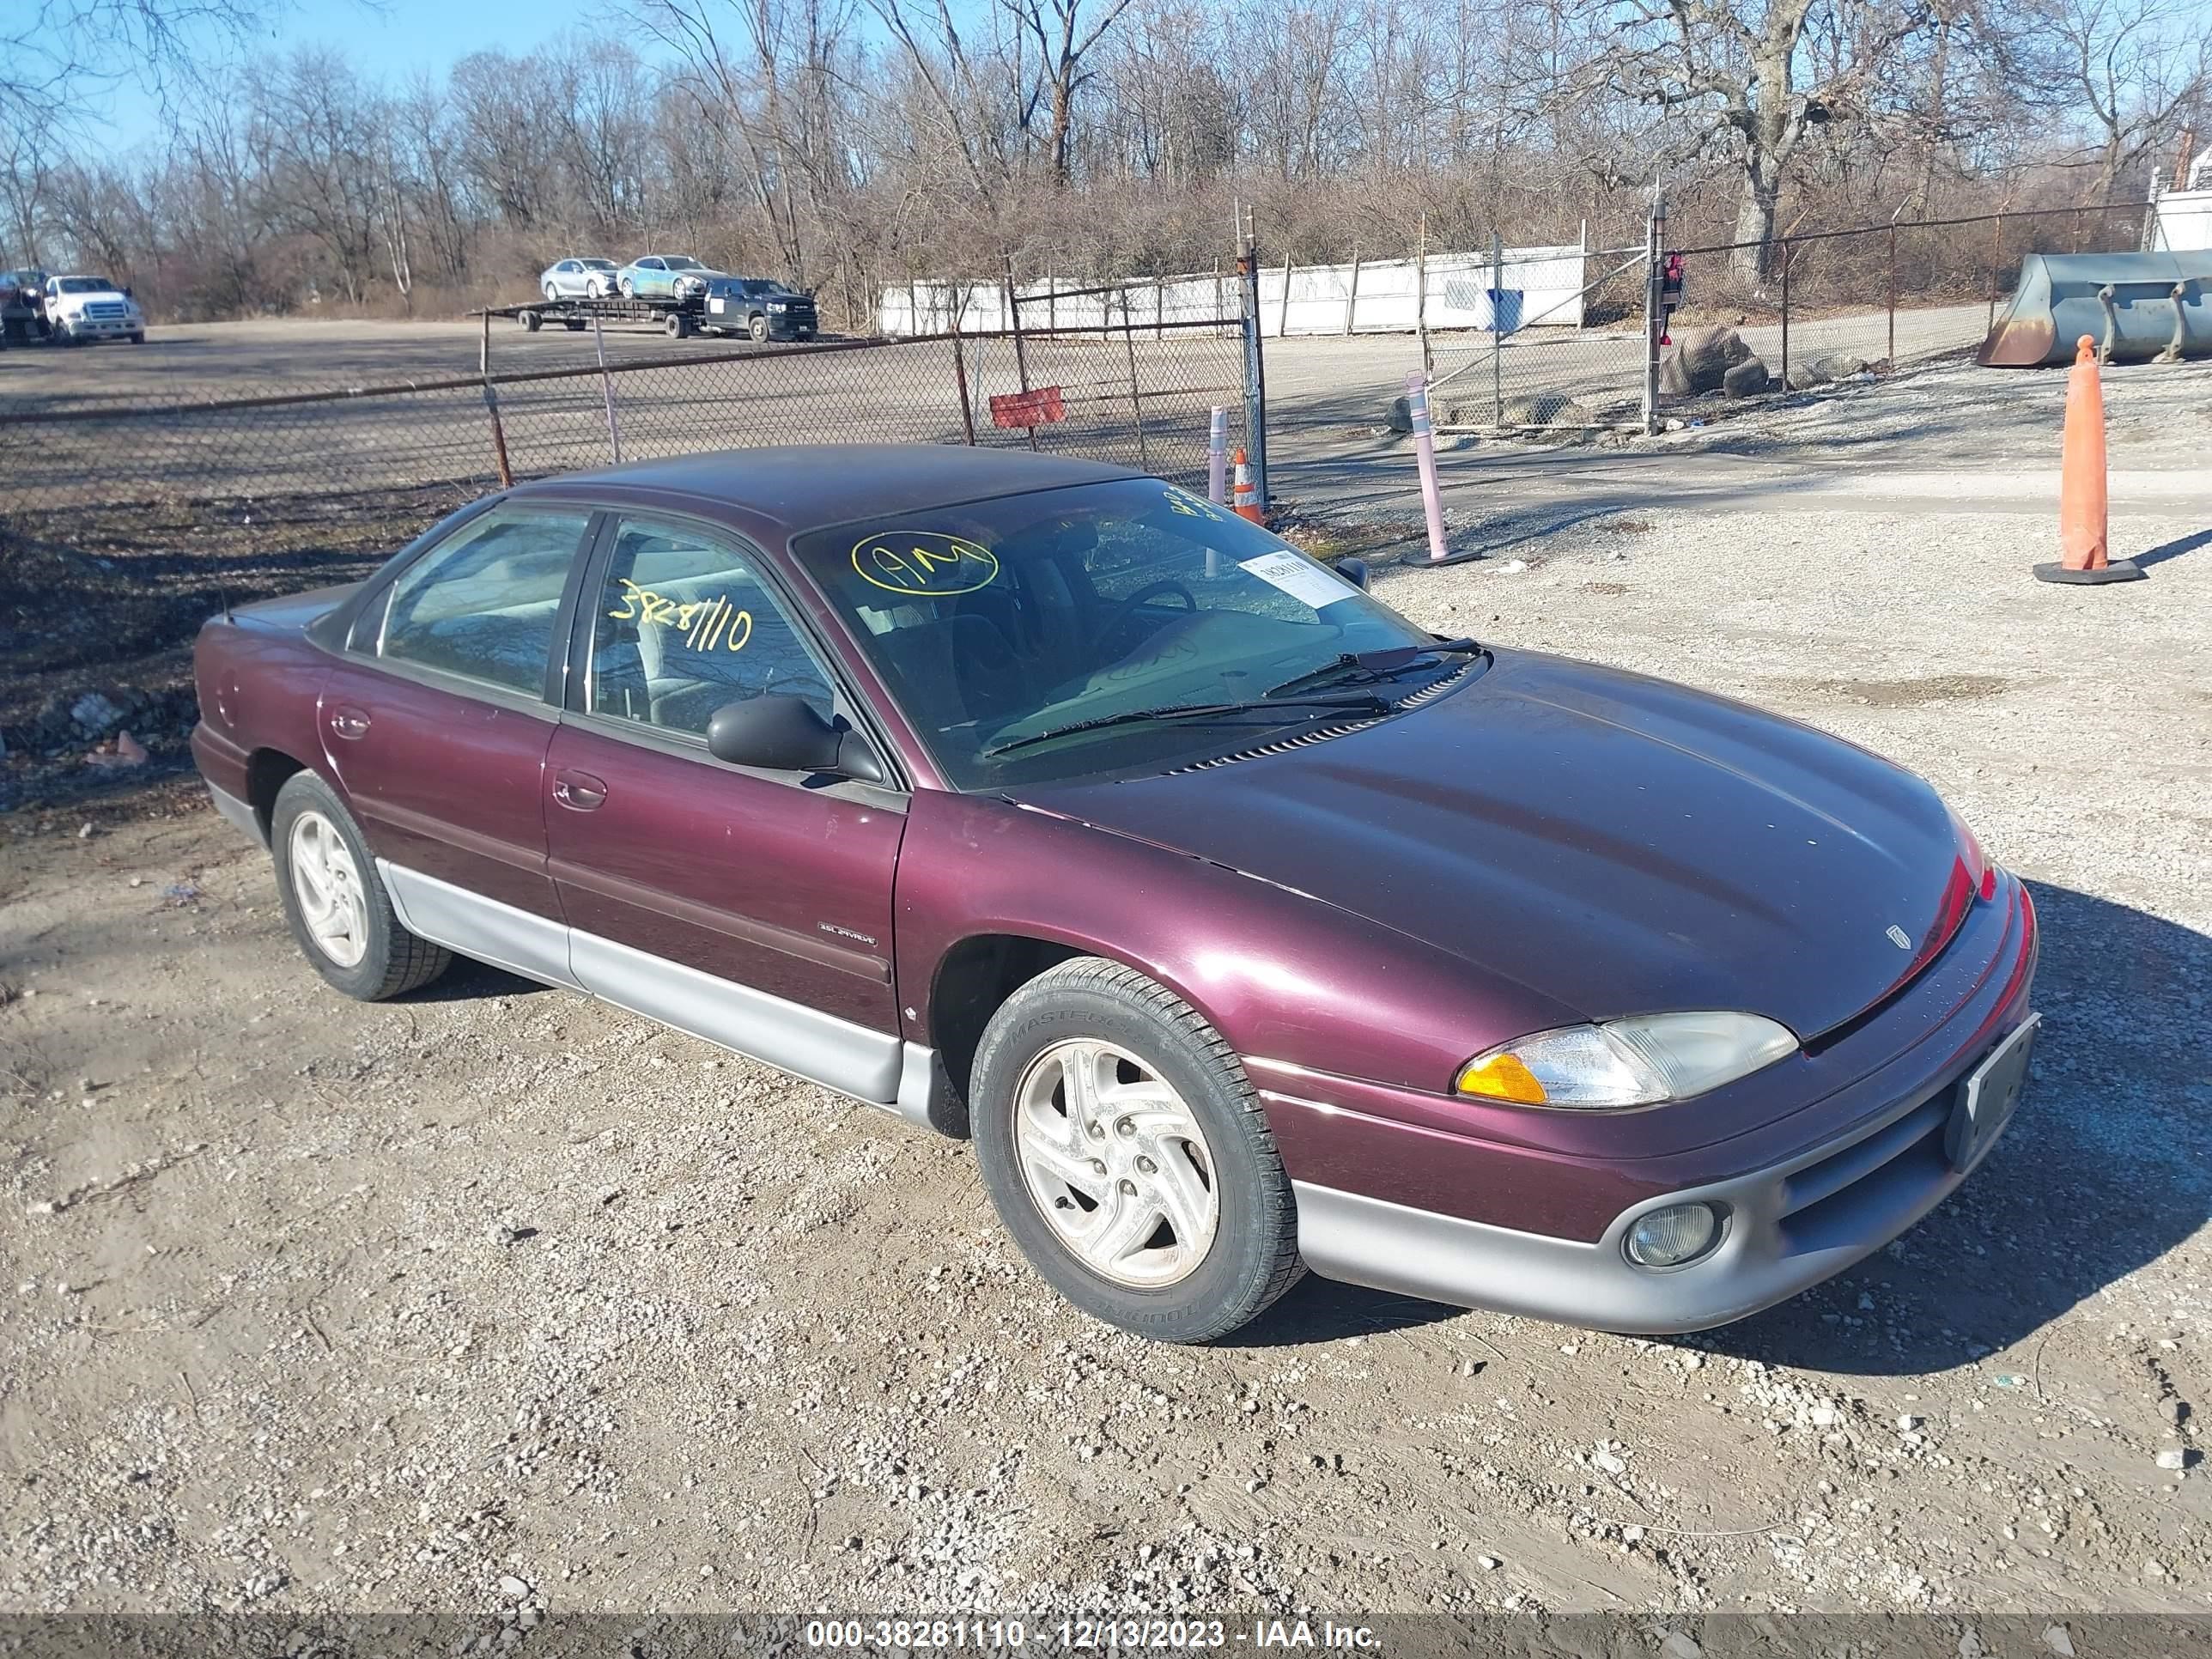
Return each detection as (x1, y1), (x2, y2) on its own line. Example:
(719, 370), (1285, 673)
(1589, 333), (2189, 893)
(1577, 0), (1948, 282)
(2021, 0), (2207, 201)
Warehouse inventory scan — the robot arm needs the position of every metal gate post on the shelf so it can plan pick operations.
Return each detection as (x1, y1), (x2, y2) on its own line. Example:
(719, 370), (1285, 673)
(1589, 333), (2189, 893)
(1121, 287), (1152, 471)
(1778, 241), (1790, 393)
(480, 309), (514, 488)
(1416, 214), (1432, 378)
(1239, 210), (1270, 507)
(950, 313), (977, 445)
(593, 313), (623, 463)
(1005, 257), (1037, 453)
(1887, 223), (1898, 363)
(1641, 194), (1665, 435)
(1491, 230), (1504, 430)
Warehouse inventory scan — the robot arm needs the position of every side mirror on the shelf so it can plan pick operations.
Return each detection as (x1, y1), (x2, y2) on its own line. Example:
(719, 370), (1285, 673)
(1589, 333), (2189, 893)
(706, 696), (885, 783)
(1335, 556), (1370, 591)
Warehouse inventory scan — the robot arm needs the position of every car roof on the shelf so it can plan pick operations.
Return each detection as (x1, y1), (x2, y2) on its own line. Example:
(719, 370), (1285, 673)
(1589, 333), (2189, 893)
(515, 444), (1141, 533)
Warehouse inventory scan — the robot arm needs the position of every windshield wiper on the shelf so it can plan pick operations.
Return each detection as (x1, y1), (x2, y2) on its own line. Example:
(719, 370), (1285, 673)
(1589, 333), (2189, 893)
(982, 694), (1390, 759)
(1263, 635), (1481, 701)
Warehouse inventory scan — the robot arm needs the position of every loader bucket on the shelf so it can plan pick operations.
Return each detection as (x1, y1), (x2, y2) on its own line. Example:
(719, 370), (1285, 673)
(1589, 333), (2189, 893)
(1978, 251), (2212, 367)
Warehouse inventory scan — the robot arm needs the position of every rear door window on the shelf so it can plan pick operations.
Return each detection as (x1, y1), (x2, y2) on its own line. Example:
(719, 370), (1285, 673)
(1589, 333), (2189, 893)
(376, 508), (590, 696)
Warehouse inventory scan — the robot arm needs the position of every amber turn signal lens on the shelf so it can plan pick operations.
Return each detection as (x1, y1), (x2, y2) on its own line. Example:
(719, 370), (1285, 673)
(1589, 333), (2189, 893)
(1455, 1052), (1547, 1104)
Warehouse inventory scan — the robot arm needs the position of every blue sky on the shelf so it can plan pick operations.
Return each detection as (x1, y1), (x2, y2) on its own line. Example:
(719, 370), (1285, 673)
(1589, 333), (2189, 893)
(96, 0), (585, 150)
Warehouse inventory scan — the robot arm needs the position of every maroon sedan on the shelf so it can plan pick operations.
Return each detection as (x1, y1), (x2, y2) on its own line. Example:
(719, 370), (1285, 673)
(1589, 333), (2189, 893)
(191, 447), (2039, 1343)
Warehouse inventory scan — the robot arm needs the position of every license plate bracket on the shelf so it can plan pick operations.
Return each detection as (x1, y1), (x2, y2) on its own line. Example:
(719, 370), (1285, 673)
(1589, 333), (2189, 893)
(1945, 1013), (2039, 1173)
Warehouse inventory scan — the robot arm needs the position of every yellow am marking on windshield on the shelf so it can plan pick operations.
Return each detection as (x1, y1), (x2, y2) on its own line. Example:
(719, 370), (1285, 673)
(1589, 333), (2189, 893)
(852, 532), (1000, 597)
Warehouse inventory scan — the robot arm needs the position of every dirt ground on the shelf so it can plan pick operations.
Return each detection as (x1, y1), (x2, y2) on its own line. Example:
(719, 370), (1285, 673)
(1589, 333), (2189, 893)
(4, 344), (2212, 1626)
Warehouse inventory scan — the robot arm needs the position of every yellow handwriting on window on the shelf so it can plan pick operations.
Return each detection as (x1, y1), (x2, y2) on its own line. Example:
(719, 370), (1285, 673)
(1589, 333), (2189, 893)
(1162, 487), (1223, 520)
(850, 531), (1000, 597)
(608, 580), (753, 652)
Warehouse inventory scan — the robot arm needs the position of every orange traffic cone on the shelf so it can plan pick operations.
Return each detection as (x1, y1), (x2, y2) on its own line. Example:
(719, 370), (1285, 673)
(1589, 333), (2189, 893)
(2033, 335), (2144, 585)
(1232, 447), (1264, 523)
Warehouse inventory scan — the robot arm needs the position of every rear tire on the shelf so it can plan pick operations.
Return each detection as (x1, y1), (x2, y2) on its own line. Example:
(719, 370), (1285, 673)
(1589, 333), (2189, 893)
(128, 331), (144, 344)
(969, 957), (1303, 1343)
(270, 772), (450, 1002)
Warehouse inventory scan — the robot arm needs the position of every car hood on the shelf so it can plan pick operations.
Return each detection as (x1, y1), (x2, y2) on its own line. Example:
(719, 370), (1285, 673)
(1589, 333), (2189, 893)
(1010, 649), (1975, 1042)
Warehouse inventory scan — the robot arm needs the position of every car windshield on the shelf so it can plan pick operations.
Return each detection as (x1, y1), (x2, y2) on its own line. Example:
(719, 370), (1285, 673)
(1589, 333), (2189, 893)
(791, 478), (1448, 789)
(56, 276), (114, 294)
(736, 280), (780, 297)
(581, 258), (616, 270)
(665, 257), (702, 270)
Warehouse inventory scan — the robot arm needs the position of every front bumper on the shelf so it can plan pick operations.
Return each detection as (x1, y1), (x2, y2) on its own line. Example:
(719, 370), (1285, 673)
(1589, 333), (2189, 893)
(1279, 881), (2038, 1334)
(61, 315), (139, 337)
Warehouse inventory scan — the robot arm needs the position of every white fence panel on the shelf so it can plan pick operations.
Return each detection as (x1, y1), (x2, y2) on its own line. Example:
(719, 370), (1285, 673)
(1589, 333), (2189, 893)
(878, 241), (1591, 337)
(2150, 190), (2212, 252)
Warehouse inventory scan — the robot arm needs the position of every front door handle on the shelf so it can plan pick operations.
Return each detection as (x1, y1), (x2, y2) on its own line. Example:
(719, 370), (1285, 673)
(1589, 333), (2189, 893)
(328, 706), (371, 740)
(552, 769), (608, 811)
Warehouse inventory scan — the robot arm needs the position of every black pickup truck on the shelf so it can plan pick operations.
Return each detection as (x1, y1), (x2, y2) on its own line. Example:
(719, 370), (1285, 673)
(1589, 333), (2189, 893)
(698, 276), (818, 343)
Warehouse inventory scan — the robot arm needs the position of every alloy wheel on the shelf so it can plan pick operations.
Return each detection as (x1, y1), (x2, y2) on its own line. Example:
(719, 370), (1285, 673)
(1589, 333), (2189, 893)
(1012, 1038), (1218, 1288)
(288, 810), (370, 969)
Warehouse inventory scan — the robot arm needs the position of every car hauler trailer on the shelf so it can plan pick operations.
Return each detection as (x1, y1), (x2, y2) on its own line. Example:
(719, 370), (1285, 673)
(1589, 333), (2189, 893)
(484, 292), (711, 337)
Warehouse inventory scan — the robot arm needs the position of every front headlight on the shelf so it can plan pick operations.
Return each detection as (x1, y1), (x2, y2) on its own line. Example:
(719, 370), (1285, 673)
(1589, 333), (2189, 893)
(1456, 1012), (1799, 1109)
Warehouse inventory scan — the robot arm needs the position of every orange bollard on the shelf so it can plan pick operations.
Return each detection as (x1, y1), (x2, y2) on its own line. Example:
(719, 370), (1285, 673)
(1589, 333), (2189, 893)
(2033, 334), (2144, 585)
(1231, 447), (1264, 523)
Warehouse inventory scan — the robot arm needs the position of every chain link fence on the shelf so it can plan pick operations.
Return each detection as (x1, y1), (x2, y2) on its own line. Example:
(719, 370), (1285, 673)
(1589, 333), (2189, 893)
(0, 310), (1247, 782)
(1662, 201), (2156, 410)
(1374, 199), (2160, 433)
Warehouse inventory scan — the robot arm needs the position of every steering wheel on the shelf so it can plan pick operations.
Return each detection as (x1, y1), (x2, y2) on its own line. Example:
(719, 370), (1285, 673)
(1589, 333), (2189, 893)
(1091, 579), (1197, 655)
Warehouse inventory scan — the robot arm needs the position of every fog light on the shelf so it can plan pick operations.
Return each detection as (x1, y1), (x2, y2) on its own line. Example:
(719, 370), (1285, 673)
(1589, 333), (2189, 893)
(1625, 1202), (1721, 1268)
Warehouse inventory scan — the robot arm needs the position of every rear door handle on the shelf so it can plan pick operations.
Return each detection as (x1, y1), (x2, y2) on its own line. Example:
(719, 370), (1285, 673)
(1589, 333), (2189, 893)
(552, 769), (608, 811)
(328, 706), (371, 740)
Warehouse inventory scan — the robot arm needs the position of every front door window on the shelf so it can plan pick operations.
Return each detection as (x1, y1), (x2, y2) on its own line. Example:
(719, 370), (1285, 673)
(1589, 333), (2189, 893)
(587, 519), (836, 741)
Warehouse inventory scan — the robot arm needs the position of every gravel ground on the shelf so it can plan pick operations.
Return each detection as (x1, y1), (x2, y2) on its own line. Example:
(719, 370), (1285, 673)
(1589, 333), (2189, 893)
(2, 360), (2209, 1626)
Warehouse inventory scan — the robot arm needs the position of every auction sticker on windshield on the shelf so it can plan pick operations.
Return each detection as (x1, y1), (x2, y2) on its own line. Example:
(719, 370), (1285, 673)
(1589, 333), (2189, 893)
(1239, 550), (1357, 610)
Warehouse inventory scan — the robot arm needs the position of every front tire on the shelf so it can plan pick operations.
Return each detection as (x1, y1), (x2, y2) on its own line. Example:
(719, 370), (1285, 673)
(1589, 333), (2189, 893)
(969, 957), (1302, 1343)
(749, 313), (769, 343)
(270, 772), (450, 1001)
(618, 276), (635, 300)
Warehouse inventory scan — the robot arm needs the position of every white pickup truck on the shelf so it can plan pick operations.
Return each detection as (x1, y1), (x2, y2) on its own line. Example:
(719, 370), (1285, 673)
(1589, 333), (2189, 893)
(43, 273), (146, 344)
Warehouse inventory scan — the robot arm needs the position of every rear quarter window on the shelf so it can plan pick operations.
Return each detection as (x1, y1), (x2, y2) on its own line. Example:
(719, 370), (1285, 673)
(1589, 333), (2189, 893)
(375, 509), (590, 696)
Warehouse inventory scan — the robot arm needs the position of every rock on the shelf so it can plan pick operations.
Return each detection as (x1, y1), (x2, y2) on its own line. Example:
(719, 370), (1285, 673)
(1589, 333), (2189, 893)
(2154, 1446), (2188, 1470)
(1591, 1446), (1627, 1475)
(1814, 352), (1869, 381)
(1661, 1634), (1702, 1659)
(497, 1575), (530, 1601)
(2042, 1626), (2075, 1657)
(2143, 1558), (2168, 1577)
(1384, 396), (1413, 433)
(2161, 1397), (2186, 1425)
(1809, 1405), (1841, 1429)
(1477, 1555), (1501, 1571)
(1896, 1413), (1922, 1431)
(1722, 357), (1771, 397)
(1659, 325), (1753, 395)
(1498, 392), (1591, 429)
(70, 692), (124, 734)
